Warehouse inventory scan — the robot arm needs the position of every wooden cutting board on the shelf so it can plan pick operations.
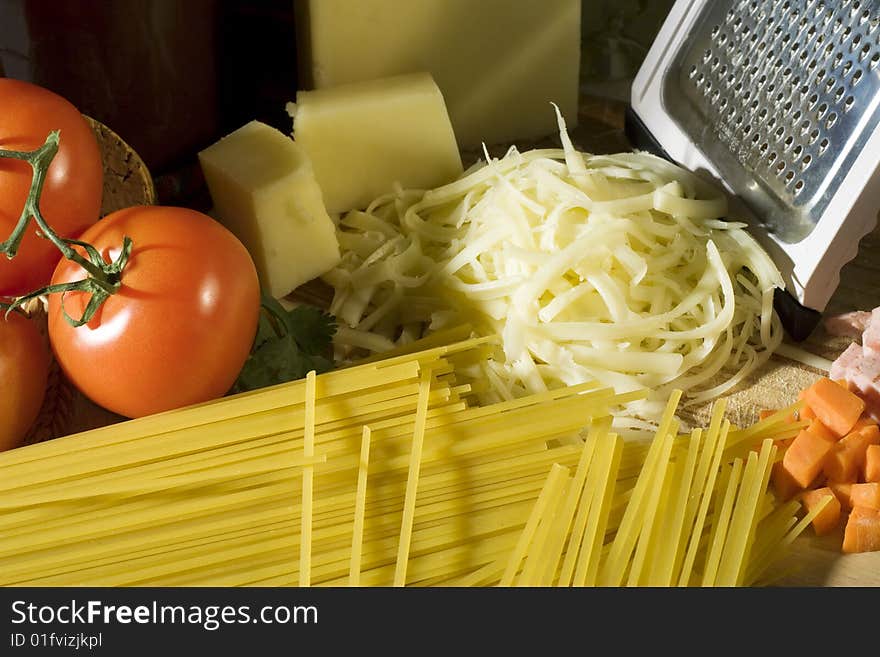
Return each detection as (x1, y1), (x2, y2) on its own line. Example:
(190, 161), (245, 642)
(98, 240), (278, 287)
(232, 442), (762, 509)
(42, 96), (880, 586)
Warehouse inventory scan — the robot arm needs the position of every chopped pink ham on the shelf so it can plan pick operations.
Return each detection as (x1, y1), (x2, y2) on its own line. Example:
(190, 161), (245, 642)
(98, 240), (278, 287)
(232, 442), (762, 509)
(828, 309), (880, 422)
(830, 342), (864, 382)
(824, 310), (872, 338)
(834, 348), (880, 422)
(863, 307), (880, 355)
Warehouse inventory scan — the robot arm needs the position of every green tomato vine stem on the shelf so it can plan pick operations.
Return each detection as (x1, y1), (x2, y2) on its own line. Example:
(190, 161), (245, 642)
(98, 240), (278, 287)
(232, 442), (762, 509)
(0, 130), (133, 326)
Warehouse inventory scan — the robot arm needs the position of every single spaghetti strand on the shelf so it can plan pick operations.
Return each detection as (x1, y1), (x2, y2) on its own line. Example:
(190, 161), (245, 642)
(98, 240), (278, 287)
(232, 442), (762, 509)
(300, 370), (317, 587)
(393, 366), (433, 586)
(349, 425), (372, 586)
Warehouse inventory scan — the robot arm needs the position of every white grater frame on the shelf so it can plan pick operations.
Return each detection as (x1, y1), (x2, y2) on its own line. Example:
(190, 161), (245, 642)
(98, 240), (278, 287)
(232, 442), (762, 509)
(630, 0), (880, 315)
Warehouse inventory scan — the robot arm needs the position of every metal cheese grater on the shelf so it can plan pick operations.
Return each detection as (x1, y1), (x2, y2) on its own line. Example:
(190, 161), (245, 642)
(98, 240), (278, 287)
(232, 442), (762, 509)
(628, 0), (880, 339)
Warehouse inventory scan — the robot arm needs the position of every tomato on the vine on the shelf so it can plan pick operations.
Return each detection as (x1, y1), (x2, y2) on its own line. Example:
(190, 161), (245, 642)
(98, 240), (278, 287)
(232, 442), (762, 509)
(47, 205), (261, 418)
(0, 78), (103, 296)
(0, 310), (50, 451)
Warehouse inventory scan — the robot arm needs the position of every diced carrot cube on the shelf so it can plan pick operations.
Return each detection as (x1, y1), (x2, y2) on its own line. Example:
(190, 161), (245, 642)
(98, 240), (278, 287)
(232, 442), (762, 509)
(802, 377), (866, 438)
(825, 449), (858, 482)
(865, 444), (880, 483)
(852, 416), (878, 432)
(800, 487), (842, 536)
(858, 423), (880, 445)
(783, 428), (835, 488)
(828, 481), (853, 510)
(850, 483), (880, 510)
(808, 418), (837, 443)
(842, 506), (880, 553)
(797, 390), (816, 421)
(824, 425), (880, 483)
(772, 461), (803, 501)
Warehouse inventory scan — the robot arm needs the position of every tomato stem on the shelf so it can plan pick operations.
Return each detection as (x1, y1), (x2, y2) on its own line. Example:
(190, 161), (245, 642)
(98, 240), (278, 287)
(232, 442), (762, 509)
(0, 131), (133, 326)
(1, 132), (105, 280)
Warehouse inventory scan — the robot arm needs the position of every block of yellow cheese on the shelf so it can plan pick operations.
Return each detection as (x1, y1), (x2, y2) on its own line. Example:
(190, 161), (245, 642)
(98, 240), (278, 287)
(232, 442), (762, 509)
(288, 72), (463, 214)
(198, 120), (341, 299)
(293, 0), (581, 149)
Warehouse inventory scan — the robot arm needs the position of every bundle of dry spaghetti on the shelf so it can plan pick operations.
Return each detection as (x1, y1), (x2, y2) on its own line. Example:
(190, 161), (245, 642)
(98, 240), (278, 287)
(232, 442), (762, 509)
(0, 334), (813, 587)
(484, 394), (824, 587)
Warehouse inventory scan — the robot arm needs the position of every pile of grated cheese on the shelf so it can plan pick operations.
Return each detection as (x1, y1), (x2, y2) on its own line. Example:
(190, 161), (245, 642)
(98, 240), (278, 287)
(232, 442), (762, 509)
(323, 109), (784, 422)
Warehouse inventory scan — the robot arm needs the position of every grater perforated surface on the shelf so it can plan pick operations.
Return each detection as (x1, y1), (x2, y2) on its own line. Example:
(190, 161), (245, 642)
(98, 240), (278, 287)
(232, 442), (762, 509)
(664, 0), (880, 243)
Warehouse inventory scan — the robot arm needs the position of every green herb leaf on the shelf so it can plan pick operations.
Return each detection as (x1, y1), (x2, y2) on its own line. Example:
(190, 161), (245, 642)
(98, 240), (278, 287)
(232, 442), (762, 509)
(286, 305), (337, 354)
(231, 292), (337, 394)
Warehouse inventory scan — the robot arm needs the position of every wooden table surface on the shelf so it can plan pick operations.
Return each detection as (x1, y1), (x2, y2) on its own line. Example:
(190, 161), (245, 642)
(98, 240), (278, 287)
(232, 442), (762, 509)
(56, 94), (880, 587)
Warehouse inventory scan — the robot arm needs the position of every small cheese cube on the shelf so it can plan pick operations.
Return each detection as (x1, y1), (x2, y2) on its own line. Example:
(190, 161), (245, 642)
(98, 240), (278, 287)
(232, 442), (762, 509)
(198, 121), (341, 299)
(293, 0), (581, 149)
(288, 72), (463, 214)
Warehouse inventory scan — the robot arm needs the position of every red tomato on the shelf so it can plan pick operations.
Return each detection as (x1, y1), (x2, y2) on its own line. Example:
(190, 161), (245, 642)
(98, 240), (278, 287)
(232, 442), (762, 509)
(0, 78), (103, 296)
(0, 311), (50, 451)
(47, 206), (261, 418)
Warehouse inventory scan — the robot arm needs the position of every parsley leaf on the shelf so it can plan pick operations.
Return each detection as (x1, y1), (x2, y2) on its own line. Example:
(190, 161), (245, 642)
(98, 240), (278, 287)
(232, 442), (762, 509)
(231, 292), (336, 394)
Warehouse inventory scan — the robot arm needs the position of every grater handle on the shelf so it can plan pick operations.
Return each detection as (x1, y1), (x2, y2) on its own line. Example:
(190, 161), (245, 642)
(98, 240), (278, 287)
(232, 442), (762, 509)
(773, 288), (822, 343)
(624, 107), (671, 160)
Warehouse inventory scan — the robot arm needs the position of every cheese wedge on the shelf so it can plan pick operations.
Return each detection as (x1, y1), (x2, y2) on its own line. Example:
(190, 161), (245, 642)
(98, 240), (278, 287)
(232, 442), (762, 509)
(198, 120), (341, 299)
(288, 72), (463, 214)
(294, 0), (581, 149)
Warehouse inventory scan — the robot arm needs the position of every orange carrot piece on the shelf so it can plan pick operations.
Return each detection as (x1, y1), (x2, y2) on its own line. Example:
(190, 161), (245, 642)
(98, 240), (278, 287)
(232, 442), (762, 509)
(824, 424), (880, 483)
(842, 506), (880, 554)
(828, 481), (854, 510)
(825, 449), (859, 483)
(800, 487), (841, 536)
(865, 444), (880, 483)
(772, 461), (803, 501)
(783, 429), (835, 489)
(853, 416), (879, 431)
(850, 483), (880, 510)
(860, 423), (880, 445)
(808, 418), (837, 443)
(802, 377), (866, 438)
(797, 390), (817, 421)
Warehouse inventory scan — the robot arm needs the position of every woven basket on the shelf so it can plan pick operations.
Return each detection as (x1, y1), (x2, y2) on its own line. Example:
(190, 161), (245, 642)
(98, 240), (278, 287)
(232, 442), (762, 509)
(23, 117), (155, 445)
